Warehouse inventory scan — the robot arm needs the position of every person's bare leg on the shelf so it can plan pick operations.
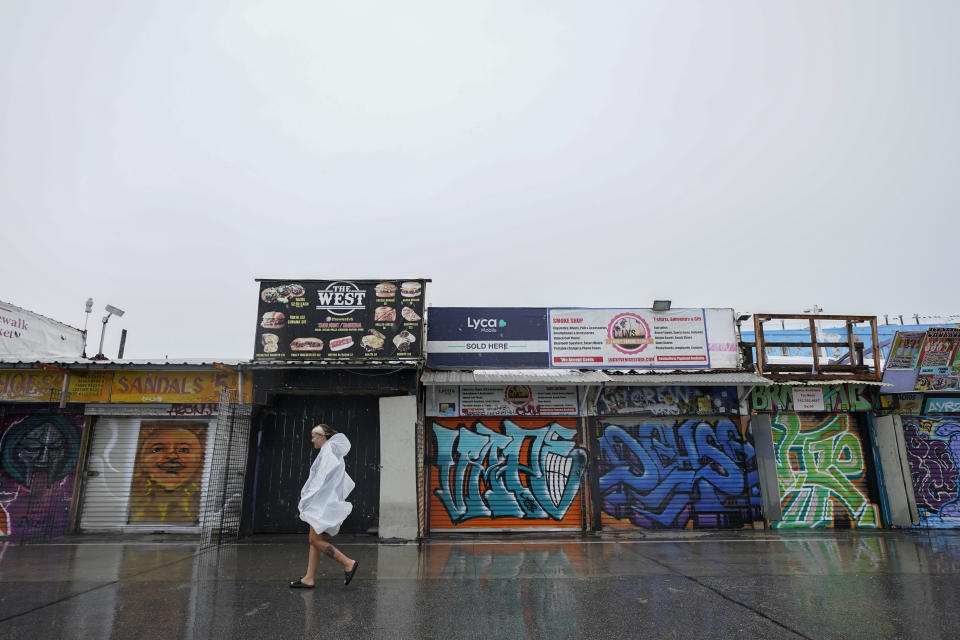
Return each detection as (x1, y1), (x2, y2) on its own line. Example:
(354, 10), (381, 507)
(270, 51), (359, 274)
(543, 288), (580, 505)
(299, 531), (321, 586)
(310, 528), (355, 571)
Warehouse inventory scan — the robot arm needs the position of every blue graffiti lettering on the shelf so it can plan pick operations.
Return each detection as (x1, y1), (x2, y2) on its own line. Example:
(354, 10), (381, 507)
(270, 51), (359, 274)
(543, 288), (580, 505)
(597, 418), (761, 528)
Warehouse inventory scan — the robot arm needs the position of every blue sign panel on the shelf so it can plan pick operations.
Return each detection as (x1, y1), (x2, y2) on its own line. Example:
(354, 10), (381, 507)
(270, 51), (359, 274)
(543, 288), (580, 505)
(924, 396), (960, 414)
(426, 307), (549, 369)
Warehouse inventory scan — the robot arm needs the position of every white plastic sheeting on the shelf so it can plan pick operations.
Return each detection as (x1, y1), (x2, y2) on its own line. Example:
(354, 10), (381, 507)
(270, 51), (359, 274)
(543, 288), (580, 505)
(0, 300), (84, 358)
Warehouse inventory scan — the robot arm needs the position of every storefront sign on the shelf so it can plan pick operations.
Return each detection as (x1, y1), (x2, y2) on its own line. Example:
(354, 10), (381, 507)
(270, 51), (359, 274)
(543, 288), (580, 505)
(426, 307), (549, 368)
(253, 279), (426, 361)
(548, 308), (710, 369)
(0, 301), (84, 358)
(0, 370), (111, 402)
(791, 387), (825, 411)
(914, 328), (960, 391)
(751, 384), (873, 412)
(427, 385), (579, 417)
(595, 386), (739, 416)
(886, 331), (925, 370)
(924, 397), (960, 414)
(111, 371), (235, 403)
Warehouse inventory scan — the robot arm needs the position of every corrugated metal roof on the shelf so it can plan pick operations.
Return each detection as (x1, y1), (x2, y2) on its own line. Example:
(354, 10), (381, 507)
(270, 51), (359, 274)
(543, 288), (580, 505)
(601, 372), (772, 386)
(421, 369), (609, 385)
(0, 357), (247, 368)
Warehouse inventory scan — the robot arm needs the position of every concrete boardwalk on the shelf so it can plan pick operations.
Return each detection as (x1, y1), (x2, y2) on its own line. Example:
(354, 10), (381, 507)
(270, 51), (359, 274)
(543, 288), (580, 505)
(1, 530), (959, 639)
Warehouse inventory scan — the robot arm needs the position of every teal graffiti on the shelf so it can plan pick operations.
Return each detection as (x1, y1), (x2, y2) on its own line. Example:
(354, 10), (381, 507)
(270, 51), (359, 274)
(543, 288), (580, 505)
(432, 419), (586, 523)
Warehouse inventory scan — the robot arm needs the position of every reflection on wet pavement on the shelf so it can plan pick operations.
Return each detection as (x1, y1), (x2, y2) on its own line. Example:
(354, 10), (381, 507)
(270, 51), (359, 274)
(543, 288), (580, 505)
(2, 532), (960, 639)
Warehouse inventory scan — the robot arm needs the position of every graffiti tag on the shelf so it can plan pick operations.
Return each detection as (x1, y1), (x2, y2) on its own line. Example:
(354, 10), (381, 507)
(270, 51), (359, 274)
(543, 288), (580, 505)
(597, 418), (761, 528)
(771, 413), (879, 528)
(432, 419), (586, 523)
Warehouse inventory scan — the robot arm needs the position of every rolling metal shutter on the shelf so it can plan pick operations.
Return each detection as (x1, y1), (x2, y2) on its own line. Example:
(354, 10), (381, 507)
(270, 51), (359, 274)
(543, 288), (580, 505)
(901, 414), (960, 528)
(771, 412), (881, 529)
(428, 416), (586, 532)
(79, 415), (216, 532)
(593, 415), (763, 530)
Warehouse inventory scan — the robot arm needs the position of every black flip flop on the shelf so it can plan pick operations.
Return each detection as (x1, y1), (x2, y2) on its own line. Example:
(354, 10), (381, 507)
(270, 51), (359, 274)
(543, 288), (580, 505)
(289, 579), (315, 589)
(344, 561), (359, 587)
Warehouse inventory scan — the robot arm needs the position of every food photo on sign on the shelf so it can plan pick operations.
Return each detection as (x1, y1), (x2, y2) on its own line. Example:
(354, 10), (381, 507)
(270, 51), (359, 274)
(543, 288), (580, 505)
(252, 279), (426, 360)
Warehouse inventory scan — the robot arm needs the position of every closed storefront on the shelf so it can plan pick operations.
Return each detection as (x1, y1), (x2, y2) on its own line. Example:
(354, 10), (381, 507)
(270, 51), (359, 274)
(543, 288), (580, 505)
(900, 408), (960, 528)
(79, 407), (217, 532)
(250, 392), (383, 535)
(427, 416), (587, 532)
(0, 404), (86, 537)
(752, 384), (883, 529)
(423, 380), (589, 532)
(591, 384), (763, 530)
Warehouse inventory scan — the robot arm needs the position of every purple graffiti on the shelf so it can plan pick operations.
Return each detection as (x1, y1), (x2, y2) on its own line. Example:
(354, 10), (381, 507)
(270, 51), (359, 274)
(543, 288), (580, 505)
(597, 418), (761, 529)
(903, 419), (960, 524)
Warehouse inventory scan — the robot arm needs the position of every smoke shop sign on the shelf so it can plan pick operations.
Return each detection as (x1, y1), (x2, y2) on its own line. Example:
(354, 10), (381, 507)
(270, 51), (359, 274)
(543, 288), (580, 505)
(751, 384), (873, 412)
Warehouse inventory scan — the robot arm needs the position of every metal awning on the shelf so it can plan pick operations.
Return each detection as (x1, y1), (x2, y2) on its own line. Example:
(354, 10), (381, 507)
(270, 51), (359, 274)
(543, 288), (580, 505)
(601, 372), (772, 386)
(421, 369), (609, 385)
(421, 370), (767, 386)
(766, 379), (890, 386)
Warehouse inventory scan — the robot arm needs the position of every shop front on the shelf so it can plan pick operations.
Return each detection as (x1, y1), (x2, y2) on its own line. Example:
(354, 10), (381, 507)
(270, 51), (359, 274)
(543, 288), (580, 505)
(874, 328), (960, 528)
(750, 383), (884, 529)
(423, 375), (595, 532)
(76, 368), (247, 533)
(591, 380), (765, 530)
(248, 278), (426, 538)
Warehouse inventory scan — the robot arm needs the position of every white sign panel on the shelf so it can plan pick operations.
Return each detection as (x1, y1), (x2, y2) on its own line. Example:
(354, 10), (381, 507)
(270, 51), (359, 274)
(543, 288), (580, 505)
(0, 300), (84, 358)
(548, 308), (710, 369)
(791, 387), (826, 412)
(426, 385), (580, 417)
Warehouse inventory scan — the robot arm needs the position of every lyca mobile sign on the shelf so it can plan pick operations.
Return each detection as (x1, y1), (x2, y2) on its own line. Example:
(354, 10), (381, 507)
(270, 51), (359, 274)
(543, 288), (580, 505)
(426, 308), (549, 368)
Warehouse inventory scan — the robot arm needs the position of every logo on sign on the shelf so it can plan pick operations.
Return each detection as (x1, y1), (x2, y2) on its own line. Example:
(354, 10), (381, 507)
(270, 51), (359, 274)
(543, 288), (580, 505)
(606, 313), (652, 354)
(467, 317), (507, 333)
(317, 282), (367, 317)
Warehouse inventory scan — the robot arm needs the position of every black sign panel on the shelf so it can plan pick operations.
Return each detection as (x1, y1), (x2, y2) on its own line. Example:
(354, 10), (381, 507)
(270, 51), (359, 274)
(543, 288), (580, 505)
(253, 279), (426, 361)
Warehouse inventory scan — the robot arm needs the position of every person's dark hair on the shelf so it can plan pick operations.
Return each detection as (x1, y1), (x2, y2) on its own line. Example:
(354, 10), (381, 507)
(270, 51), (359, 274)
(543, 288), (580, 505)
(311, 424), (339, 438)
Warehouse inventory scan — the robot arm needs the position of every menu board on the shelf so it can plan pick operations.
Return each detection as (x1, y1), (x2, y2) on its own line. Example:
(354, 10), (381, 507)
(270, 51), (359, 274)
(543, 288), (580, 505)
(253, 279), (426, 360)
(548, 308), (710, 369)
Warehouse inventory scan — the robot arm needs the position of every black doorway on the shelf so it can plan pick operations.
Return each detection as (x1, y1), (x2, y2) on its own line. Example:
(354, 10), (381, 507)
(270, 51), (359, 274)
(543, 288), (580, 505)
(251, 394), (380, 534)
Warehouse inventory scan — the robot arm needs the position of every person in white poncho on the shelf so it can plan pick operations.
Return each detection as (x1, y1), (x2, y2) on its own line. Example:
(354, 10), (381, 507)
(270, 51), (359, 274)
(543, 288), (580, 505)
(289, 424), (360, 588)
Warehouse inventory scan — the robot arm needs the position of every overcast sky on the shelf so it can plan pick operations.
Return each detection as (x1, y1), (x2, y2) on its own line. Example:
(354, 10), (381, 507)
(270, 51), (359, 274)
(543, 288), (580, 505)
(2, 1), (957, 359)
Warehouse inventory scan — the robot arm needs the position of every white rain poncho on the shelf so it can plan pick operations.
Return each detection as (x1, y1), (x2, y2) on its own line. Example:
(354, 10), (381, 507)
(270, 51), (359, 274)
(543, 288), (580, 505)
(298, 433), (355, 536)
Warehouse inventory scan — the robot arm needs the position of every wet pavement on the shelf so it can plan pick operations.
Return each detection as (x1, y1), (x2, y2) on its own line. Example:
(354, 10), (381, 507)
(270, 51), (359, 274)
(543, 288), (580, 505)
(1, 530), (960, 639)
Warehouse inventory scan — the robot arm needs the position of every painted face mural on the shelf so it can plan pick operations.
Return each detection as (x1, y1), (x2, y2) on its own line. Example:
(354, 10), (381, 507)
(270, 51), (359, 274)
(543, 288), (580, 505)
(902, 416), (960, 527)
(127, 422), (207, 525)
(771, 413), (880, 529)
(596, 418), (762, 529)
(0, 409), (83, 536)
(429, 418), (586, 529)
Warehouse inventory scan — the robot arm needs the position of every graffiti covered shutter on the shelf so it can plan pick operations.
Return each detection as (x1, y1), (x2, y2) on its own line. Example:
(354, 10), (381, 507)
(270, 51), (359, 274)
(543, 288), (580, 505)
(428, 417), (586, 531)
(79, 416), (215, 531)
(901, 415), (960, 528)
(0, 406), (85, 537)
(771, 412), (880, 529)
(594, 416), (762, 530)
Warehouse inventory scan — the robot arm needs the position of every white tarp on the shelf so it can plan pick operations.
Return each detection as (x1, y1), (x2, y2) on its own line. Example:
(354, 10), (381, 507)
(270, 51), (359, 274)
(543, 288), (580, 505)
(0, 300), (84, 358)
